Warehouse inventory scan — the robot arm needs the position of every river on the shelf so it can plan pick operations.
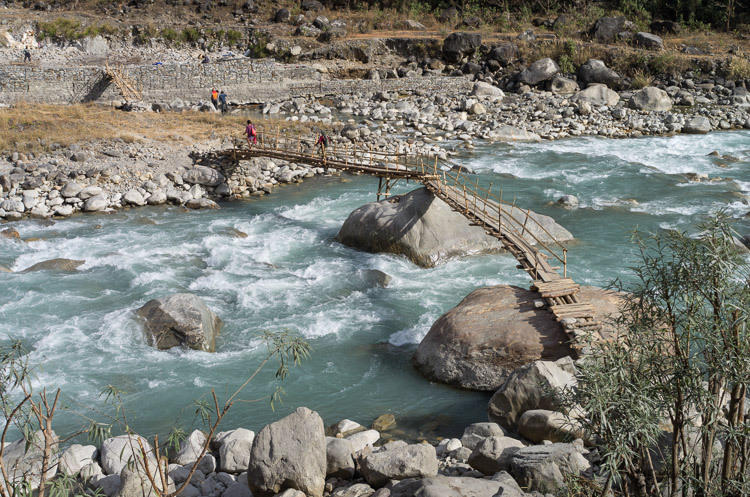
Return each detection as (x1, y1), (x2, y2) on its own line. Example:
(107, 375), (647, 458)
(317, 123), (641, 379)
(2, 131), (749, 442)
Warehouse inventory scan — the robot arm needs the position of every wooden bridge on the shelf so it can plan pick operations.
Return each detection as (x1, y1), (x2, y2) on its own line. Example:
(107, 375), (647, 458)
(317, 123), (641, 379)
(218, 128), (603, 350)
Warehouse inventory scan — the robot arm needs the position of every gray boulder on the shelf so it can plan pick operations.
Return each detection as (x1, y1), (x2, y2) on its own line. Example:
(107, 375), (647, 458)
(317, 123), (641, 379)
(460, 422), (506, 451)
(467, 436), (525, 475)
(590, 16), (625, 42)
(628, 86), (672, 111)
(21, 258), (84, 272)
(487, 43), (519, 66)
(174, 430), (209, 468)
(59, 444), (98, 476)
(683, 116), (712, 134)
(518, 58), (560, 86)
(573, 84), (620, 106)
(577, 59), (621, 88)
(248, 407), (326, 497)
(1, 431), (59, 489)
(61, 181), (82, 198)
(487, 359), (575, 430)
(114, 466), (174, 497)
(518, 409), (583, 443)
(442, 32), (481, 63)
(390, 475), (523, 497)
(217, 428), (255, 473)
(331, 483), (374, 497)
(84, 194), (108, 212)
(635, 32), (664, 50)
(509, 443), (590, 494)
(486, 125), (542, 142)
(123, 190), (146, 207)
(359, 442), (438, 487)
(100, 435), (155, 476)
(547, 76), (579, 95)
(147, 190), (167, 205)
(326, 437), (356, 479)
(336, 188), (506, 268)
(137, 293), (222, 352)
(183, 166), (225, 187)
(471, 81), (504, 98)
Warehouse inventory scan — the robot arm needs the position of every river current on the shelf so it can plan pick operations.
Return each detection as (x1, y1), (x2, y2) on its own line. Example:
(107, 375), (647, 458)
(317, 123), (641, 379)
(2, 131), (750, 441)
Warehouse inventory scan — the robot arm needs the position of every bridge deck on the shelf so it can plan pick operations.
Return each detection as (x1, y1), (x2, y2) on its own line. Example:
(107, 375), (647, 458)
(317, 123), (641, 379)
(218, 134), (602, 351)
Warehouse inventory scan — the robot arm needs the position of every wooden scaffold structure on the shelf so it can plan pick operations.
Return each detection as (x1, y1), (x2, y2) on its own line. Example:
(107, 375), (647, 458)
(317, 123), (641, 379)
(105, 61), (143, 102)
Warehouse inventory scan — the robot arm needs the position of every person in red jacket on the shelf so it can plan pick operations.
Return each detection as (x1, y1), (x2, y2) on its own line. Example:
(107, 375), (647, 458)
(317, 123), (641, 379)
(245, 120), (257, 147)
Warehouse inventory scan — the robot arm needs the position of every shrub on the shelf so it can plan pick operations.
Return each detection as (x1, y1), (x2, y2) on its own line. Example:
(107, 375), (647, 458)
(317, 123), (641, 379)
(728, 56), (750, 80)
(226, 29), (244, 46)
(181, 27), (201, 44)
(630, 68), (653, 89)
(161, 28), (180, 43)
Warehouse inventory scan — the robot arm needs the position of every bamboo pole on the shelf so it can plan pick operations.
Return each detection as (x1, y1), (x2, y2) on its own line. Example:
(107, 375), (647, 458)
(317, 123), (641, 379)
(521, 208), (531, 237)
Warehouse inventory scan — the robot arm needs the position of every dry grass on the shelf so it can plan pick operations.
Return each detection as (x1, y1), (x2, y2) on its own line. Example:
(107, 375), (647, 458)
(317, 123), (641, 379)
(0, 103), (325, 154)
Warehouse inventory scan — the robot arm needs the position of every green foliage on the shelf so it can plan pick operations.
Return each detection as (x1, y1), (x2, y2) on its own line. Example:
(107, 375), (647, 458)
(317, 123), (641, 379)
(728, 56), (750, 80)
(565, 213), (750, 496)
(165, 425), (187, 453)
(226, 29), (244, 46)
(161, 28), (180, 43)
(38, 18), (118, 41)
(181, 27), (201, 44)
(245, 30), (273, 59)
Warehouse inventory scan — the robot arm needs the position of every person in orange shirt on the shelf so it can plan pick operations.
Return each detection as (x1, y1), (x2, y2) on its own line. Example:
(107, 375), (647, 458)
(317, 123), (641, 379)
(211, 88), (219, 109)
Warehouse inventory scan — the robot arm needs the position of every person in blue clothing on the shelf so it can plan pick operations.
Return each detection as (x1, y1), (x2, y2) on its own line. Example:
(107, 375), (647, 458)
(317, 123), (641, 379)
(218, 90), (228, 113)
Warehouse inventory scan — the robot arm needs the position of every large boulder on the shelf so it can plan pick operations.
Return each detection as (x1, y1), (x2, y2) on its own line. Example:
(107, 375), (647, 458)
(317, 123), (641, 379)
(336, 188), (505, 268)
(391, 475), (523, 497)
(58, 444), (98, 476)
(576, 59), (621, 88)
(683, 116), (712, 134)
(217, 428), (255, 473)
(628, 86), (672, 111)
(1, 431), (59, 489)
(183, 166), (225, 187)
(467, 436), (525, 475)
(137, 293), (222, 352)
(635, 32), (664, 50)
(547, 76), (579, 95)
(247, 407), (326, 497)
(518, 58), (560, 86)
(359, 442), (438, 487)
(460, 422), (506, 451)
(573, 84), (620, 106)
(471, 81), (504, 98)
(518, 409), (583, 443)
(509, 443), (590, 494)
(414, 285), (621, 391)
(326, 437), (356, 479)
(100, 435), (155, 476)
(487, 359), (575, 431)
(114, 466), (174, 497)
(590, 16), (626, 42)
(487, 43), (519, 66)
(442, 32), (481, 63)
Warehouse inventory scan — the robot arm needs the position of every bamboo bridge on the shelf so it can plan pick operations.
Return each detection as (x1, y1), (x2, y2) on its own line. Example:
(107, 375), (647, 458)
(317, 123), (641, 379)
(218, 128), (603, 351)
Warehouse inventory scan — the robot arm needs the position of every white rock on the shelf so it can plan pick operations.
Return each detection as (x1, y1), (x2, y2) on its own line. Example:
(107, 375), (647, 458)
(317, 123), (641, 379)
(58, 444), (97, 475)
(346, 429), (380, 453)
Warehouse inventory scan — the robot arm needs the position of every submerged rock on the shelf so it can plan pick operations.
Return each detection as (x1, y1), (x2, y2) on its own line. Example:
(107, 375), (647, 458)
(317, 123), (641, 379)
(21, 258), (85, 272)
(137, 293), (222, 352)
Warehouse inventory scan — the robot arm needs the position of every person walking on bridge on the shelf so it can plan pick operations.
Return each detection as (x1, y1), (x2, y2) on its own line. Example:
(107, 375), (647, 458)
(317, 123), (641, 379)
(314, 130), (328, 161)
(245, 120), (257, 147)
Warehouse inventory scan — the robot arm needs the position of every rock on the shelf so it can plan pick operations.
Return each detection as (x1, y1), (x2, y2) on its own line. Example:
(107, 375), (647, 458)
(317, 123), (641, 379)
(557, 195), (579, 209)
(301, 0), (323, 11)
(487, 43), (518, 66)
(84, 35), (109, 55)
(84, 194), (108, 212)
(1, 227), (20, 239)
(415, 285), (612, 391)
(185, 198), (220, 209)
(217, 428), (255, 473)
(79, 185), (103, 200)
(635, 32), (664, 50)
(54, 204), (74, 217)
(61, 181), (82, 198)
(364, 269), (391, 288)
(468, 436), (525, 475)
(573, 84), (620, 106)
(548, 76), (579, 95)
(59, 444), (98, 475)
(509, 443), (590, 494)
(1, 198), (24, 213)
(628, 86), (672, 111)
(359, 443), (438, 487)
(114, 466), (174, 497)
(518, 58), (560, 86)
(100, 435), (155, 476)
(487, 359), (576, 430)
(390, 475), (521, 497)
(469, 102), (486, 115)
(650, 20), (680, 34)
(331, 483), (374, 497)
(137, 293), (222, 352)
(577, 59), (620, 88)
(1, 431), (59, 490)
(460, 422), (507, 451)
(223, 482), (252, 497)
(174, 430), (208, 467)
(487, 124), (542, 142)
(442, 32), (481, 64)
(21, 258), (85, 272)
(123, 189), (146, 207)
(372, 414), (396, 431)
(683, 116), (712, 134)
(590, 16), (625, 42)
(399, 19), (426, 30)
(183, 166), (225, 187)
(326, 437), (355, 479)
(147, 190), (167, 205)
(471, 81), (504, 98)
(327, 419), (364, 438)
(336, 188), (506, 268)
(70, 152), (87, 162)
(518, 409), (583, 443)
(274, 8), (290, 22)
(248, 407), (326, 497)
(346, 430), (381, 453)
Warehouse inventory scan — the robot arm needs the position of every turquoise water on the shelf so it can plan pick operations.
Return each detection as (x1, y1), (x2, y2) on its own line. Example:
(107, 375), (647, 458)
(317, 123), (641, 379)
(2, 131), (750, 442)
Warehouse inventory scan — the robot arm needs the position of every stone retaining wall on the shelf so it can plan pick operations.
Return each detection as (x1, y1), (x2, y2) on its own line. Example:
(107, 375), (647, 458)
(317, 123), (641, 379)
(0, 58), (473, 104)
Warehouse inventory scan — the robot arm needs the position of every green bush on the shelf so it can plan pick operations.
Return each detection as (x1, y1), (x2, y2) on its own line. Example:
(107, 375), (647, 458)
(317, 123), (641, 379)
(226, 29), (244, 46)
(161, 28), (180, 43)
(181, 27), (201, 44)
